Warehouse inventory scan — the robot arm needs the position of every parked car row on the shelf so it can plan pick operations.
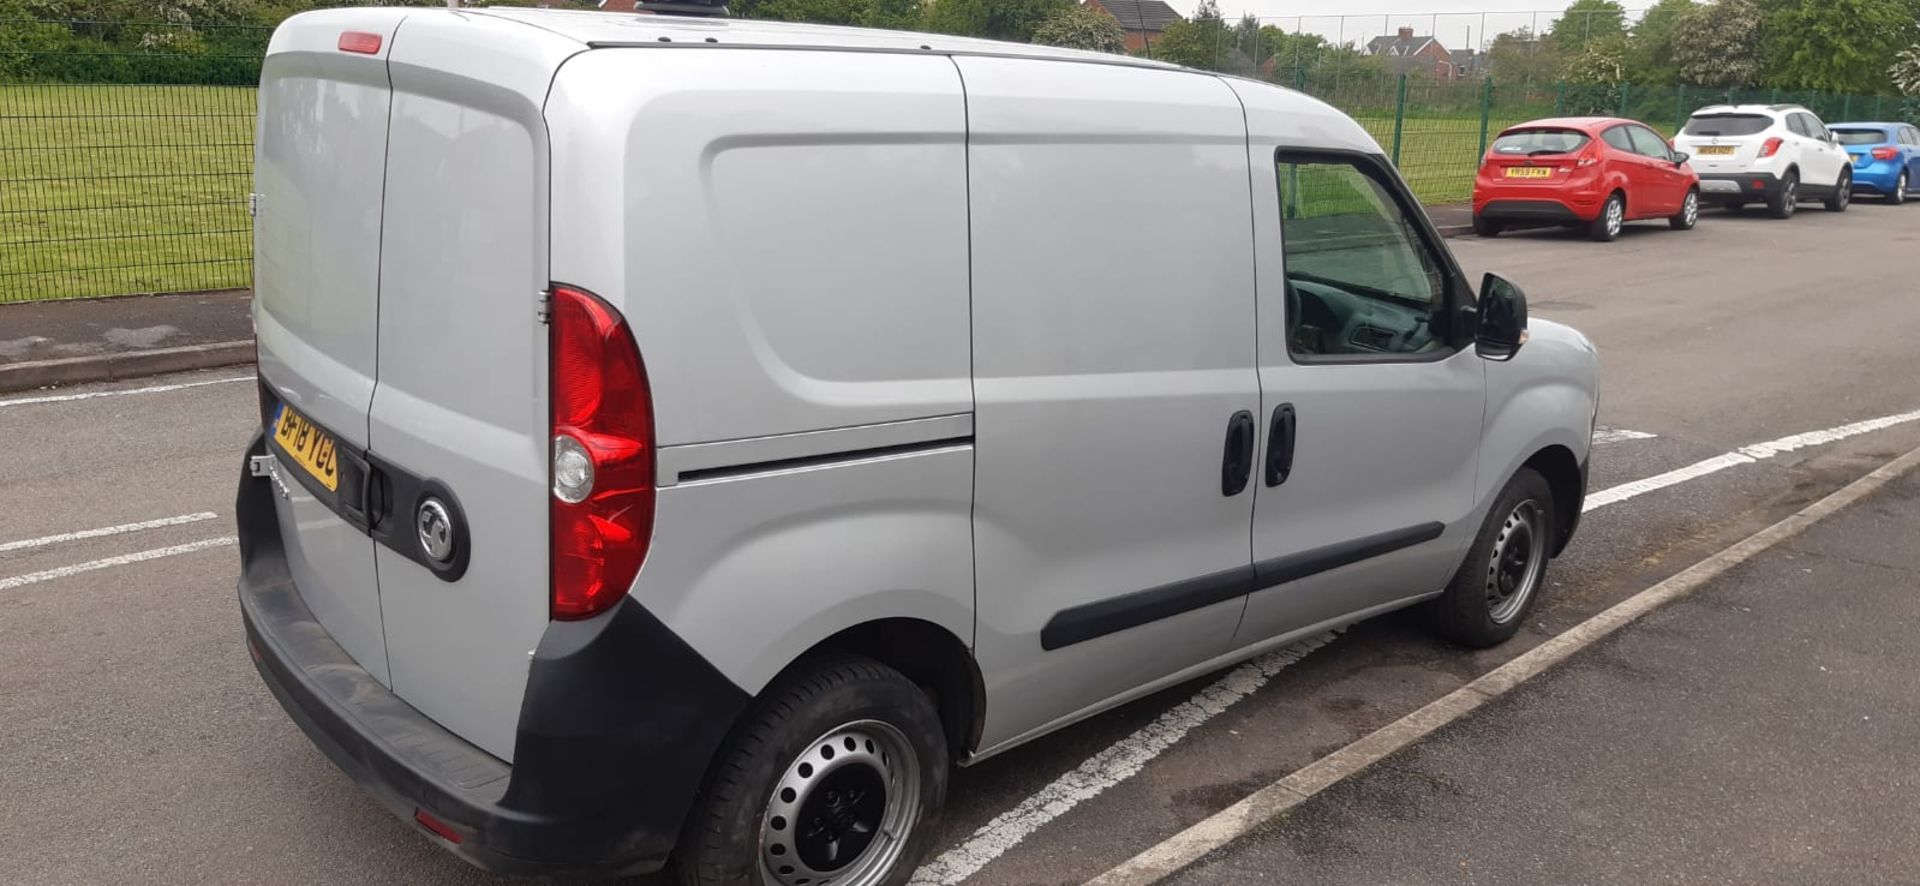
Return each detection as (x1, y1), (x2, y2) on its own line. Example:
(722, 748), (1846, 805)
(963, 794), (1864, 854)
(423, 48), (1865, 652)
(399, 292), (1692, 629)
(1473, 104), (1920, 241)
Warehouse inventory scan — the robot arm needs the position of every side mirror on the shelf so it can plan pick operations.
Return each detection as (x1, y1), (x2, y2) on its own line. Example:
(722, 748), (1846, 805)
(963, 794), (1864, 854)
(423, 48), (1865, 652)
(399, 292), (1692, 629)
(1672, 151), (1691, 166)
(1476, 273), (1529, 361)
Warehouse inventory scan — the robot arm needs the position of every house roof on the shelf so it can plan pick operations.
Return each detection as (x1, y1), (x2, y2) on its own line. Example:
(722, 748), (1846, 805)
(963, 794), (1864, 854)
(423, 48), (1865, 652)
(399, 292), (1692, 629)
(1089, 0), (1183, 33)
(1366, 34), (1441, 57)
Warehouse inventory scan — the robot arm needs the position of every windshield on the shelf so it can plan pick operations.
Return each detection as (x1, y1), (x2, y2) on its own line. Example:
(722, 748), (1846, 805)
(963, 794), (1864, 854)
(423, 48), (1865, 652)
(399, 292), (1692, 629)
(1683, 114), (1772, 137)
(1491, 129), (1591, 156)
(1833, 129), (1890, 146)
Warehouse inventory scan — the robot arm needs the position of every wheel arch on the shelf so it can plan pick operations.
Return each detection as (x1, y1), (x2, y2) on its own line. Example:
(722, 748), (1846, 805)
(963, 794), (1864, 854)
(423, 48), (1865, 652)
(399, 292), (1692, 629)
(1521, 444), (1584, 557)
(785, 618), (985, 760)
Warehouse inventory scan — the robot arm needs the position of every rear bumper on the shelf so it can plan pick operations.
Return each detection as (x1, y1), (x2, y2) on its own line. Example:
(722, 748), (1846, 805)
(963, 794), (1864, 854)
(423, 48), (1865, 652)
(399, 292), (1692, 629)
(236, 431), (750, 877)
(1476, 199), (1589, 224)
(1850, 162), (1904, 193)
(1696, 172), (1784, 201)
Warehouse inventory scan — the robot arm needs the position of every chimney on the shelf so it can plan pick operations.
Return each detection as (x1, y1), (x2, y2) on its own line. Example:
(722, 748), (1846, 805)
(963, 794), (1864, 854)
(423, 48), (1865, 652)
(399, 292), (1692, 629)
(1398, 26), (1415, 41)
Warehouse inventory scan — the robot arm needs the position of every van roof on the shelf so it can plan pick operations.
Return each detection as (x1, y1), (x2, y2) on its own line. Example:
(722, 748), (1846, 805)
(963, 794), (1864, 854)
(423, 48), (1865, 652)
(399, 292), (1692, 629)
(463, 6), (1178, 69)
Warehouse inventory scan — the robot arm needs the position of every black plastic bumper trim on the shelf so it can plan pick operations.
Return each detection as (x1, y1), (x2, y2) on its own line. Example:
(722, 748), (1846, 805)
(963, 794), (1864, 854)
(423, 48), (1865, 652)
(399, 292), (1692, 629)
(1478, 200), (1585, 222)
(236, 430), (751, 877)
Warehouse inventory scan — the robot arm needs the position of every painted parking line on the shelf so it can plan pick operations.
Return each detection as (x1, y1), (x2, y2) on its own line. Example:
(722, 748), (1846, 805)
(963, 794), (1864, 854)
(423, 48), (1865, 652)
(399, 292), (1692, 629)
(0, 512), (219, 555)
(933, 406), (1920, 882)
(0, 375), (251, 408)
(1088, 440), (1920, 886)
(1585, 407), (1920, 512)
(0, 537), (235, 592)
(1592, 427), (1657, 445)
(911, 632), (1339, 886)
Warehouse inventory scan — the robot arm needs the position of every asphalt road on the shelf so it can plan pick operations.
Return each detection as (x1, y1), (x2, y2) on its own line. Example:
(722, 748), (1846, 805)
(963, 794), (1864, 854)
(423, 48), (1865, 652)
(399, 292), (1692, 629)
(3, 201), (1920, 886)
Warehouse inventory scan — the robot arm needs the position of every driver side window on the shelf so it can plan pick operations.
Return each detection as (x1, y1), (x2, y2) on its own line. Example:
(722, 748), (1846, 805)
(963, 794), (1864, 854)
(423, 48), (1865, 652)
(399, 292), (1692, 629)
(1276, 153), (1449, 359)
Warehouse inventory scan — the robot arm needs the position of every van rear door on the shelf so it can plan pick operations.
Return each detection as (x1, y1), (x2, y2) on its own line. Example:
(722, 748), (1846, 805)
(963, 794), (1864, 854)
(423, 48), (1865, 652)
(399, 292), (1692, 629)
(364, 16), (581, 763)
(251, 9), (407, 686)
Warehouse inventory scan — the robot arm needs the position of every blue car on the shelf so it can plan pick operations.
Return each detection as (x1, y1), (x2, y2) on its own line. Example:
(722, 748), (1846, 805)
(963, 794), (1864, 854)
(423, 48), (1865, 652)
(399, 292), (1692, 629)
(1831, 122), (1920, 204)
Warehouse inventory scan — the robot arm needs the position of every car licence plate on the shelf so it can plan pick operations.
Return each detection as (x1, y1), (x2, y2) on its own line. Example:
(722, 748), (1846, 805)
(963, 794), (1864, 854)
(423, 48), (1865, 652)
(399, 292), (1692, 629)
(1504, 167), (1554, 179)
(273, 403), (340, 492)
(1698, 146), (1735, 156)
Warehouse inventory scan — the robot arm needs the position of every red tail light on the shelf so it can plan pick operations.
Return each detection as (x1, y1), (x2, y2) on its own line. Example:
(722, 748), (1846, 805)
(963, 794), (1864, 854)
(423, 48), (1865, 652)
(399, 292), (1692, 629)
(549, 285), (654, 621)
(1758, 137), (1784, 159)
(1872, 146), (1900, 161)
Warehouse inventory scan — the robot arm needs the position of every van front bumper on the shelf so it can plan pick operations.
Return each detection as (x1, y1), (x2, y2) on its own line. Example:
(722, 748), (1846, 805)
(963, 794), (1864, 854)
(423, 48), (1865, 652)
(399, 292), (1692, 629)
(235, 431), (749, 877)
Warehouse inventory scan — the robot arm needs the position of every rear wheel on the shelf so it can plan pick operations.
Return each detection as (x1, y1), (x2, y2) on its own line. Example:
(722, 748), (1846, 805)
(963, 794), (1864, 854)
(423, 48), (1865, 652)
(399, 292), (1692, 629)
(1890, 171), (1908, 206)
(1588, 193), (1624, 242)
(1825, 170), (1852, 212)
(1473, 214), (1503, 237)
(1669, 189), (1700, 230)
(1425, 467), (1556, 648)
(678, 657), (948, 886)
(1768, 172), (1799, 218)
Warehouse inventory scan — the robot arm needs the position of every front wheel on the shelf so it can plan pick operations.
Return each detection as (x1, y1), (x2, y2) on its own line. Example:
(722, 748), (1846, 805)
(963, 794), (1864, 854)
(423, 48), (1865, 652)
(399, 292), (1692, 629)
(677, 657), (948, 886)
(1669, 189), (1700, 231)
(1825, 170), (1852, 212)
(1425, 468), (1556, 648)
(1588, 193), (1624, 242)
(1473, 214), (1503, 237)
(1890, 171), (1908, 206)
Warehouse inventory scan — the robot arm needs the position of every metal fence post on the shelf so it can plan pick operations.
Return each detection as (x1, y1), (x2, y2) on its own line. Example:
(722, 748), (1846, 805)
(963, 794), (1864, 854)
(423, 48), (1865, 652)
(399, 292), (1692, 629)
(1676, 85), (1687, 133)
(1554, 81), (1565, 116)
(1391, 74), (1408, 164)
(1843, 93), (1852, 120)
(1875, 95), (1886, 120)
(1479, 77), (1495, 157)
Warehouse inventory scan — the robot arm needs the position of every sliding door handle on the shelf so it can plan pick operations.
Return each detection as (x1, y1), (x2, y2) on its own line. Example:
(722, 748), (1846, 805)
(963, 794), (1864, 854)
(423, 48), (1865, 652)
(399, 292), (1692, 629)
(1266, 403), (1297, 487)
(1221, 410), (1255, 497)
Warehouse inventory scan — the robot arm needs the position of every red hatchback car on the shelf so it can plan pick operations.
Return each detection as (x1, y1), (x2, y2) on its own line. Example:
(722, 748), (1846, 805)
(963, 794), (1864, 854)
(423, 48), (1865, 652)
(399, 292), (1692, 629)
(1474, 116), (1701, 242)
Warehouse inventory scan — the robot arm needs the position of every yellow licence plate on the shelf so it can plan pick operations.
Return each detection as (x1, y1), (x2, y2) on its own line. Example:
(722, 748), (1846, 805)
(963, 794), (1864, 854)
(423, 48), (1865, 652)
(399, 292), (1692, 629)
(1504, 167), (1554, 179)
(273, 404), (339, 492)
(1698, 146), (1736, 155)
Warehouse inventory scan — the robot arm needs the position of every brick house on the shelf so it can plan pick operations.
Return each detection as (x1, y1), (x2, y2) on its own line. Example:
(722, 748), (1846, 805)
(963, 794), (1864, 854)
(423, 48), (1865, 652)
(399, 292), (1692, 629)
(1082, 0), (1184, 53)
(1366, 26), (1459, 80)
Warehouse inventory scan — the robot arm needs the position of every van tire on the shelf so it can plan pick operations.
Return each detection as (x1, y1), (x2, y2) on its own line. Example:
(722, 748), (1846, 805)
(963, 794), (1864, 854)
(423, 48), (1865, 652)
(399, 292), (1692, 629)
(1424, 467), (1556, 649)
(677, 656), (948, 886)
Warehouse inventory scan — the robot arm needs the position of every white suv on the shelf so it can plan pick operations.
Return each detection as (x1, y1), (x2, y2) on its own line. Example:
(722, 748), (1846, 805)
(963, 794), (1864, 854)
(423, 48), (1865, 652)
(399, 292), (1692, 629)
(1676, 104), (1853, 217)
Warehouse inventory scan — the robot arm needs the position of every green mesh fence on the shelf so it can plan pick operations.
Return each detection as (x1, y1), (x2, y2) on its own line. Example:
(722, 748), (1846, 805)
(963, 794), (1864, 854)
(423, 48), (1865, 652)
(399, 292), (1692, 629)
(2, 15), (1918, 302)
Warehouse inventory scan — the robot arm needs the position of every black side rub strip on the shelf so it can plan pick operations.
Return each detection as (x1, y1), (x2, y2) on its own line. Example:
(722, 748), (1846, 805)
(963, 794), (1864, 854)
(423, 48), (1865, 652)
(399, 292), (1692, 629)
(676, 435), (973, 484)
(1040, 522), (1446, 651)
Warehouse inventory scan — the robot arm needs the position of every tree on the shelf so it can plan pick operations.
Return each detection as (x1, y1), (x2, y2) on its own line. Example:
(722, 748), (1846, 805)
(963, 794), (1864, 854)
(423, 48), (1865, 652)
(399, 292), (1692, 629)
(1487, 27), (1563, 84)
(1564, 33), (1630, 85)
(1672, 0), (1765, 88)
(1549, 0), (1627, 56)
(1031, 4), (1125, 54)
(921, 0), (1069, 42)
(1895, 45), (1920, 95)
(1625, 0), (1695, 85)
(737, 0), (866, 25)
(1760, 0), (1920, 94)
(1146, 0), (1232, 70)
(859, 0), (922, 30)
(1257, 26), (1332, 83)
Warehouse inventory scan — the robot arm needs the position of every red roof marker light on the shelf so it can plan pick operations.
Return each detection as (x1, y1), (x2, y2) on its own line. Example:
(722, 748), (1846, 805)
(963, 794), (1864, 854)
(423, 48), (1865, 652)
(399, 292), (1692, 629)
(338, 31), (382, 54)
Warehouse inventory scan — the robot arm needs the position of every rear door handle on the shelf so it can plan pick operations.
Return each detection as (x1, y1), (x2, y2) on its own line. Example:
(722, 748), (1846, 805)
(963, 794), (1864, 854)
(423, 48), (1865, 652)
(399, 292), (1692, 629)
(1221, 410), (1255, 497)
(1265, 403), (1297, 487)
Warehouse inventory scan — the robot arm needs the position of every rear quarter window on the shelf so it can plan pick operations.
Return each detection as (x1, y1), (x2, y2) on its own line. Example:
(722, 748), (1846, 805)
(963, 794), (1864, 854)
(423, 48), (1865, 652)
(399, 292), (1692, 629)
(1683, 114), (1772, 137)
(1491, 129), (1591, 155)
(1833, 129), (1889, 146)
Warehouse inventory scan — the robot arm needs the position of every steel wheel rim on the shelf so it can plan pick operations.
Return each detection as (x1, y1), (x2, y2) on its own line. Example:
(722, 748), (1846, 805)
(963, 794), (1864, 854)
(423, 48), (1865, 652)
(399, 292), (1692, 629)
(1485, 500), (1548, 625)
(1683, 192), (1699, 226)
(761, 720), (920, 886)
(1606, 199), (1623, 236)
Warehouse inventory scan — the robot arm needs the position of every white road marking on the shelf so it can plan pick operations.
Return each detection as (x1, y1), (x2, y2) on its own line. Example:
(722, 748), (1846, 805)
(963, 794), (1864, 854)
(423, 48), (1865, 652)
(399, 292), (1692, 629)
(0, 512), (219, 554)
(1585, 407), (1920, 512)
(909, 632), (1339, 886)
(0, 537), (236, 592)
(1592, 427), (1657, 445)
(1088, 441), (1920, 886)
(0, 375), (252, 408)
(932, 407), (1920, 882)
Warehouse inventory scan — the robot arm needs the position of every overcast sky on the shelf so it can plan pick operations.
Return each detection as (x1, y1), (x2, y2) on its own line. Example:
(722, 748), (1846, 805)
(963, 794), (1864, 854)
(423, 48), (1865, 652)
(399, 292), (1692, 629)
(1160, 1), (1653, 52)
